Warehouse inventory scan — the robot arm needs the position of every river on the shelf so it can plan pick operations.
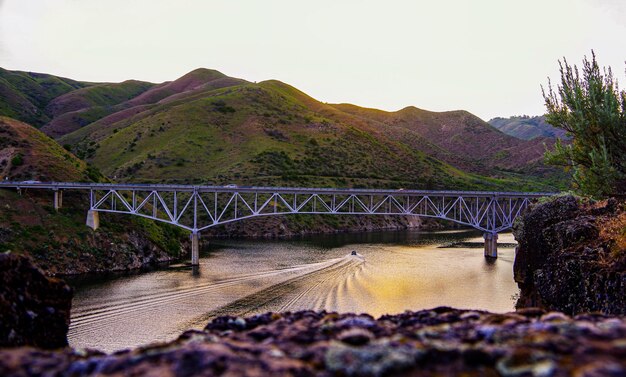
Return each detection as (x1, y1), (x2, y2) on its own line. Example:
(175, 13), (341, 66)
(68, 229), (519, 352)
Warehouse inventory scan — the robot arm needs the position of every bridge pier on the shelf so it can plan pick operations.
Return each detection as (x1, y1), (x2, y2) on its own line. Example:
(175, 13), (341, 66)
(86, 210), (100, 230)
(483, 232), (498, 258)
(191, 231), (200, 266)
(53, 190), (63, 211)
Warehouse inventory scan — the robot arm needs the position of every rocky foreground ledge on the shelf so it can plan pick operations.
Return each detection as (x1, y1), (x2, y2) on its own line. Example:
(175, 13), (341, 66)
(2, 308), (625, 377)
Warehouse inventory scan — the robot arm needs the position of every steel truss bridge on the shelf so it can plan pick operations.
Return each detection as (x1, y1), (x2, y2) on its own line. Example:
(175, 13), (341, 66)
(0, 182), (553, 264)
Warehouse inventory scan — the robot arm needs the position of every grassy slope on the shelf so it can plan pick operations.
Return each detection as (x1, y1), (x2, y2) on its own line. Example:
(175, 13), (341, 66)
(41, 80), (155, 137)
(45, 80), (155, 117)
(61, 78), (563, 192)
(0, 117), (186, 275)
(0, 116), (100, 182)
(333, 105), (537, 170)
(0, 68), (89, 127)
(42, 69), (248, 138)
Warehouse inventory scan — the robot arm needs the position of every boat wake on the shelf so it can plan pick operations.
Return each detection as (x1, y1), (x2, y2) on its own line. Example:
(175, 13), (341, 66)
(185, 253), (368, 328)
(68, 253), (368, 351)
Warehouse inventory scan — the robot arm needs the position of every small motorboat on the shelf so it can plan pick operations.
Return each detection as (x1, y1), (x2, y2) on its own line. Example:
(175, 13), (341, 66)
(351, 250), (357, 256)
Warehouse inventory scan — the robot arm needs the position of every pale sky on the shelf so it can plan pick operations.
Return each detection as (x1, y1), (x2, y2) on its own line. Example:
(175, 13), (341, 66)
(0, 0), (624, 120)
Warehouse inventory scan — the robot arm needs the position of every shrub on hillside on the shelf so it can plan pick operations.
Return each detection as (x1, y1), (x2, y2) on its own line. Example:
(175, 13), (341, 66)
(10, 154), (23, 167)
(543, 52), (626, 198)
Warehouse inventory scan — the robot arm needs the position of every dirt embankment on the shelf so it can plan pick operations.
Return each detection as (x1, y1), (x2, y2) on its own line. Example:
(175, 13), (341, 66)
(513, 195), (626, 315)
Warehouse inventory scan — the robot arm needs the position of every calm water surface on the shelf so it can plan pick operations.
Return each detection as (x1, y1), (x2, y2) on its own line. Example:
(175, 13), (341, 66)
(68, 229), (519, 352)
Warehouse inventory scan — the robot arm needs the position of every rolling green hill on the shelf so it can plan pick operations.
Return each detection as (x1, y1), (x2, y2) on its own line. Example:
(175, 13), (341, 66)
(58, 75), (564, 191)
(0, 66), (567, 192)
(0, 68), (90, 127)
(0, 116), (101, 182)
(40, 80), (155, 138)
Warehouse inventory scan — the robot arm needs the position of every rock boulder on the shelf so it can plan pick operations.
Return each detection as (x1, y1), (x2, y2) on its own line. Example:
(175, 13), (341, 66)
(0, 253), (72, 349)
(513, 195), (626, 315)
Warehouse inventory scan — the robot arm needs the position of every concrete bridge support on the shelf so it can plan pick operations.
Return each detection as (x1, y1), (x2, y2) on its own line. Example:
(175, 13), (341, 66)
(86, 210), (100, 230)
(191, 231), (200, 266)
(483, 232), (498, 258)
(53, 190), (63, 211)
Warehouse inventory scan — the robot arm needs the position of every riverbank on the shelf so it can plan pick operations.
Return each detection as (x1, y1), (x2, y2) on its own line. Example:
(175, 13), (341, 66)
(513, 195), (626, 315)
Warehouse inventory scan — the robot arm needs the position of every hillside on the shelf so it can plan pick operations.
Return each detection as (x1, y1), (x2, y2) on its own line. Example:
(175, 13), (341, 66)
(0, 117), (100, 182)
(489, 115), (568, 140)
(0, 117), (186, 275)
(40, 80), (155, 138)
(0, 68), (89, 127)
(331, 105), (553, 175)
(51, 71), (564, 192)
(41, 69), (248, 138)
(0, 66), (567, 192)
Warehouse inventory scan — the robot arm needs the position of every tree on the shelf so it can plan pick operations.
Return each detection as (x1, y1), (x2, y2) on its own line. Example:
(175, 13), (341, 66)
(542, 52), (626, 198)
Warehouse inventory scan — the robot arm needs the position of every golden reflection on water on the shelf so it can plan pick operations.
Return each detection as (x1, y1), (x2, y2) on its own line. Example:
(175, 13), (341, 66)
(68, 230), (520, 352)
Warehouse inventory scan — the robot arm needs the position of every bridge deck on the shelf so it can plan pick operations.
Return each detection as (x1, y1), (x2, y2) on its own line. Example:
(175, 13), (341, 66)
(0, 181), (554, 198)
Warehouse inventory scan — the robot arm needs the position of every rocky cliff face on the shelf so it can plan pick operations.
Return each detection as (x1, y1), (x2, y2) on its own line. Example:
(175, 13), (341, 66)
(203, 214), (434, 239)
(513, 195), (626, 315)
(0, 189), (187, 276)
(0, 253), (72, 349)
(1, 308), (625, 376)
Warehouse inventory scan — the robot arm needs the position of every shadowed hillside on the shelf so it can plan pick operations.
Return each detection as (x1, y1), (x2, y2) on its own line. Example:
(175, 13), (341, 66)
(331, 105), (554, 175)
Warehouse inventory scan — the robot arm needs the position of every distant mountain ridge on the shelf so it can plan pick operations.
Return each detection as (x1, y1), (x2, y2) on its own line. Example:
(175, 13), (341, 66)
(0, 67), (566, 191)
(489, 115), (568, 140)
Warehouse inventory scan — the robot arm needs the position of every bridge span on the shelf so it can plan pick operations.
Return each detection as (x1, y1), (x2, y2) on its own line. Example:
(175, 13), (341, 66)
(0, 182), (554, 264)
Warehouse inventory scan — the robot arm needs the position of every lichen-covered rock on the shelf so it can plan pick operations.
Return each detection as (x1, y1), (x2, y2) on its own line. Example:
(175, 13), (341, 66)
(513, 195), (626, 315)
(1, 308), (625, 376)
(0, 253), (72, 349)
